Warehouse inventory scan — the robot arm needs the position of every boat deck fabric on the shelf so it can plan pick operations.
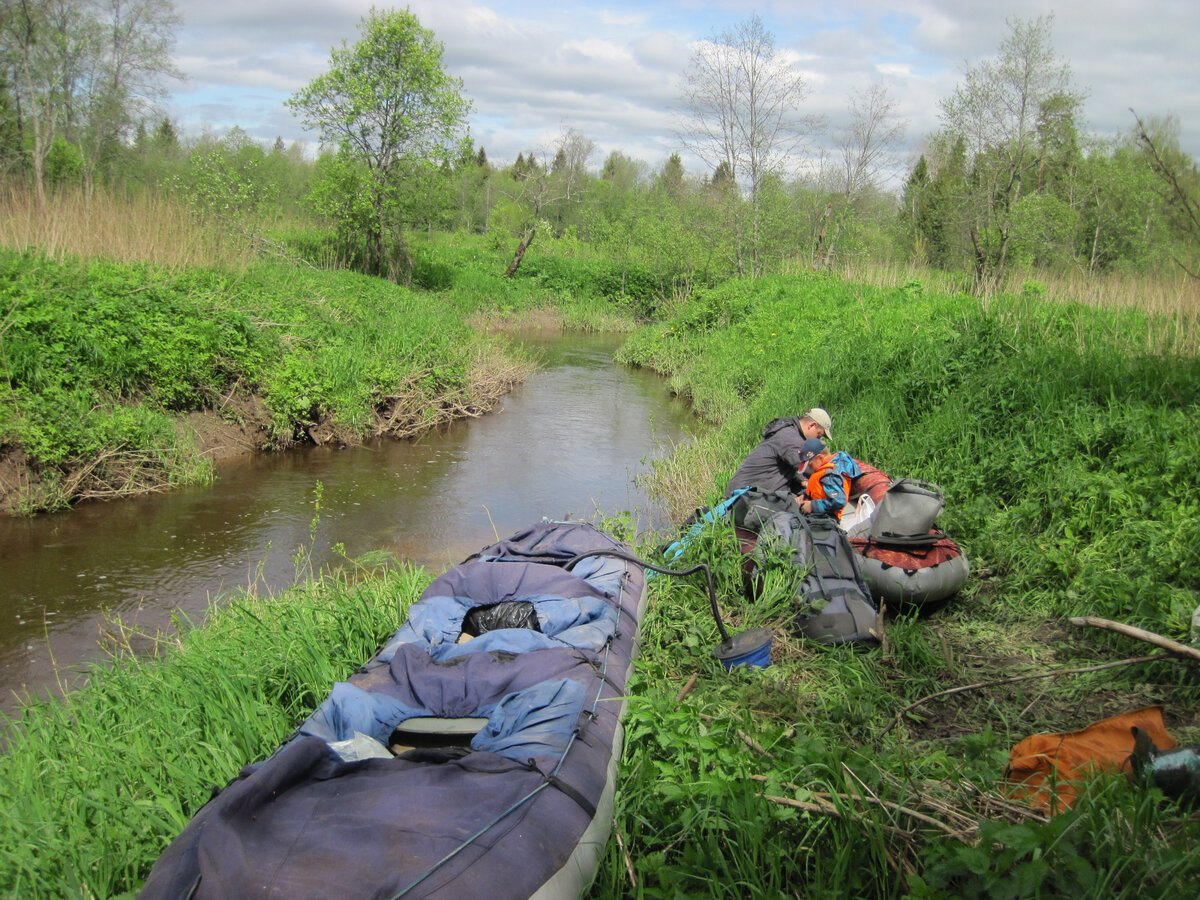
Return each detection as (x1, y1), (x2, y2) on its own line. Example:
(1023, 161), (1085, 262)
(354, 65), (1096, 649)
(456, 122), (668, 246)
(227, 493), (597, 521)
(138, 521), (647, 900)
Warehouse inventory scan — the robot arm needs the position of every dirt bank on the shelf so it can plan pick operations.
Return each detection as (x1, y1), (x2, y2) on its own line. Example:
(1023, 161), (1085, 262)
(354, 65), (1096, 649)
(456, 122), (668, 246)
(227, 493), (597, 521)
(0, 346), (537, 516)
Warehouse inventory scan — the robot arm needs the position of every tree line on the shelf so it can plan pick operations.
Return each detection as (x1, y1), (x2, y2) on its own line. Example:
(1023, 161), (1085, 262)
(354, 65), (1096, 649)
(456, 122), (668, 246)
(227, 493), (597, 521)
(2, 4), (1196, 293)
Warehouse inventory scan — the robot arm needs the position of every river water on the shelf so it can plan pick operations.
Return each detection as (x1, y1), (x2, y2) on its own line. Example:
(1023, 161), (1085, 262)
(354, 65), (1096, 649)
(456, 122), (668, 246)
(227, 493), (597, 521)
(0, 331), (695, 716)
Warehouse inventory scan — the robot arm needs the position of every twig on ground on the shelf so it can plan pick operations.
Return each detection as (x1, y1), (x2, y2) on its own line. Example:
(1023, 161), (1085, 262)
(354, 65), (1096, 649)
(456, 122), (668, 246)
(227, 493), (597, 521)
(614, 826), (637, 890)
(697, 712), (775, 758)
(675, 673), (698, 703)
(1069, 616), (1200, 662)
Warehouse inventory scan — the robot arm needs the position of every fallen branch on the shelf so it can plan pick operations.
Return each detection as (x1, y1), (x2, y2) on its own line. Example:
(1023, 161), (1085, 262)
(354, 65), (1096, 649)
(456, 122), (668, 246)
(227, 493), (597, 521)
(751, 774), (966, 839)
(876, 652), (1170, 739)
(697, 712), (774, 758)
(1069, 616), (1200, 662)
(759, 793), (916, 842)
(675, 673), (698, 703)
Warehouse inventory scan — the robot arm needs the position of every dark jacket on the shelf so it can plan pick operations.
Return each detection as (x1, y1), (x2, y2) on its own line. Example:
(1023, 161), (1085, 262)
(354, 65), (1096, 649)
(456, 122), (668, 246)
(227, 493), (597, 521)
(725, 417), (808, 496)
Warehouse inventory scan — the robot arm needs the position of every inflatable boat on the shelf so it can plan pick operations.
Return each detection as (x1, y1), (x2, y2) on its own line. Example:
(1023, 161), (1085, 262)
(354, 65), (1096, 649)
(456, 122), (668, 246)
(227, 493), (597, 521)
(138, 520), (648, 900)
(731, 463), (968, 616)
(848, 530), (970, 613)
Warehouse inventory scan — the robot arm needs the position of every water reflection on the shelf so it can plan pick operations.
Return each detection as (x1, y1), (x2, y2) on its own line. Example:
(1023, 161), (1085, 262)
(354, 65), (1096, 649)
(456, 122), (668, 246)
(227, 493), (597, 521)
(0, 331), (693, 714)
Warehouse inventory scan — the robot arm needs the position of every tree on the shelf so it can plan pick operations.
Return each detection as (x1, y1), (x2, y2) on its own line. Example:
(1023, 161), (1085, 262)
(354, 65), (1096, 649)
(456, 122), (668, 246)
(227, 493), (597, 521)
(0, 70), (22, 176)
(600, 150), (639, 190)
(939, 15), (1081, 291)
(555, 126), (594, 200)
(2, 0), (181, 197)
(659, 152), (685, 197)
(835, 83), (906, 201)
(814, 83), (907, 269)
(286, 8), (470, 279)
(4, 0), (67, 203)
(79, 0), (182, 188)
(678, 13), (815, 276)
(1133, 111), (1200, 279)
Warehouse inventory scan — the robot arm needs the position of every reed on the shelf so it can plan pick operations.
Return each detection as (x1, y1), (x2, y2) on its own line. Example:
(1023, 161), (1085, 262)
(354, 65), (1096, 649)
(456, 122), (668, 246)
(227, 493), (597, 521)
(0, 182), (256, 271)
(833, 258), (1200, 355)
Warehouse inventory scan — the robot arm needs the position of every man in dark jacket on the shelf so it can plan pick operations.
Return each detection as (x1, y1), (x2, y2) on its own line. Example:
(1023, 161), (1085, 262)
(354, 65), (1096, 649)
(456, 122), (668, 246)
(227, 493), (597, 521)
(725, 408), (832, 496)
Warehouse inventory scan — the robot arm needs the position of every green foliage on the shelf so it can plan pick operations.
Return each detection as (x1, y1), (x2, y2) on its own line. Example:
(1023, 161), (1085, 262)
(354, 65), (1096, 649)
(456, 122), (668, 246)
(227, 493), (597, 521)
(628, 275), (1200, 638)
(44, 137), (83, 186)
(0, 249), (502, 509)
(285, 7), (471, 279)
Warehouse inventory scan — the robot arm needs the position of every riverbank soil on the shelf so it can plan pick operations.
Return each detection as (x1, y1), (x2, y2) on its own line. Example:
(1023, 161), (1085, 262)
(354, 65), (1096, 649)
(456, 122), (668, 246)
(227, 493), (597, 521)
(179, 393), (275, 461)
(0, 394), (275, 517)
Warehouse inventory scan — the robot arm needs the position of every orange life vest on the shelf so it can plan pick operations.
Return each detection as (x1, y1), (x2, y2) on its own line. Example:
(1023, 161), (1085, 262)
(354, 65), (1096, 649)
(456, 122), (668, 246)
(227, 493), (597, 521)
(806, 456), (851, 521)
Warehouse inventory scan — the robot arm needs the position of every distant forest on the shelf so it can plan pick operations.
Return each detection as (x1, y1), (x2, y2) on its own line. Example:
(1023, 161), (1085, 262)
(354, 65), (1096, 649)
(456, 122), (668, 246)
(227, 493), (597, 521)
(3, 4), (1197, 293)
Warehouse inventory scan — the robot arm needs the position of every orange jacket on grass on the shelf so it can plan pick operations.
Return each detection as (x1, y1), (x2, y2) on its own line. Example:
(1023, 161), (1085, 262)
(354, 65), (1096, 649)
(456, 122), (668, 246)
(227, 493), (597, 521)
(1003, 705), (1178, 813)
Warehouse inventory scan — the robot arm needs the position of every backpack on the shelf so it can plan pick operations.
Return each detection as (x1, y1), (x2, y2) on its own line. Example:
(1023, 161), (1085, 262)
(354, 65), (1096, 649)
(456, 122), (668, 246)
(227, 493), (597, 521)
(753, 510), (880, 646)
(866, 478), (945, 545)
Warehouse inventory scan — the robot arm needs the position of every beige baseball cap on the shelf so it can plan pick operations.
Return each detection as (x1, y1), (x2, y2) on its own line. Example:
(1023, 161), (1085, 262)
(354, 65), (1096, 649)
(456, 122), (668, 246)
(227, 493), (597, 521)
(805, 407), (832, 438)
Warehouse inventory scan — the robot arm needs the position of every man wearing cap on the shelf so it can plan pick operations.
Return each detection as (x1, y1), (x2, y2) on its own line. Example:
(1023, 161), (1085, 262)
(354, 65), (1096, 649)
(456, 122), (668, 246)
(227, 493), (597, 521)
(725, 408), (834, 497)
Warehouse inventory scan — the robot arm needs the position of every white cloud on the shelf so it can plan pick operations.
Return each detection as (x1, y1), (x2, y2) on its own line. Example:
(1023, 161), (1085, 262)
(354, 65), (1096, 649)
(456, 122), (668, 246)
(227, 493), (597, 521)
(163, 0), (1200, 178)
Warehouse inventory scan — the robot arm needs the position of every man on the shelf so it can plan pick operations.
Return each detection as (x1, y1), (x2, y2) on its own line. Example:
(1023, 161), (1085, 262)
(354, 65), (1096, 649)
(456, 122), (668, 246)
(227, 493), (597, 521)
(796, 437), (862, 522)
(725, 408), (833, 497)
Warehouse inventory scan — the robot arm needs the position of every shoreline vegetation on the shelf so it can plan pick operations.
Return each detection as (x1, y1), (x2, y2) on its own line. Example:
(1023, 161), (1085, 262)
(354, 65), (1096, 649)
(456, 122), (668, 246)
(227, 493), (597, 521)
(3, 189), (1200, 897)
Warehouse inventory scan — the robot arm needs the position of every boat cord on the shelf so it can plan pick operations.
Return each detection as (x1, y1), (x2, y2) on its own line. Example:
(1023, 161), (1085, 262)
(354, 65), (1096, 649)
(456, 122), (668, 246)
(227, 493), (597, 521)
(563, 547), (730, 643)
(390, 545), (727, 898)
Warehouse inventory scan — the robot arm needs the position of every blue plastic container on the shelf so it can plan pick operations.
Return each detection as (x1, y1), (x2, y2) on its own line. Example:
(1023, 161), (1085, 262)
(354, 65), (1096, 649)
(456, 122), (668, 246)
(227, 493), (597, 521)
(713, 627), (774, 670)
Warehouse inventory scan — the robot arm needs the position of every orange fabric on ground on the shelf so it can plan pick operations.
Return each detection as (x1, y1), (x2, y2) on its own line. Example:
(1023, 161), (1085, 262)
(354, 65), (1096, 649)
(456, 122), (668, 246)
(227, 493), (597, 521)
(1004, 706), (1178, 813)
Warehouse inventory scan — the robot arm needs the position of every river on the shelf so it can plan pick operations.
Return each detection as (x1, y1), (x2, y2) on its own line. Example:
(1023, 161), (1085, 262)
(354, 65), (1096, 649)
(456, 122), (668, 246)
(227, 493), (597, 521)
(0, 331), (695, 717)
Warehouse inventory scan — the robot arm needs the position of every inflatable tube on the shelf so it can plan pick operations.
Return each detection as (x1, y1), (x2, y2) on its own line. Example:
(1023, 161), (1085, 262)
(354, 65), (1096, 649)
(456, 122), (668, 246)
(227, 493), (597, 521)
(850, 460), (891, 505)
(140, 521), (649, 900)
(849, 533), (969, 612)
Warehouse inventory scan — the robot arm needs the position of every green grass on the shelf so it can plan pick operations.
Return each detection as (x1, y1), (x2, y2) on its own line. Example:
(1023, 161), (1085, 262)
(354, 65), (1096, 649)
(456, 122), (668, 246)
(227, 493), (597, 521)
(0, 249), (533, 511)
(604, 271), (1200, 898)
(0, 560), (429, 899)
(2, 257), (1199, 898)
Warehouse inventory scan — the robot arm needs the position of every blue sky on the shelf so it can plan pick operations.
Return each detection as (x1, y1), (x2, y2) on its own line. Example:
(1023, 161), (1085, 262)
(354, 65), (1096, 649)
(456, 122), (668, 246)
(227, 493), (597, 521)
(165, 0), (1200, 184)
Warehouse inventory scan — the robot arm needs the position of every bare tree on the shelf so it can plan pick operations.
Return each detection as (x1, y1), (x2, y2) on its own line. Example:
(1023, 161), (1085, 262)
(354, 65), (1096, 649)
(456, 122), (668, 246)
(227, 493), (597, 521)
(836, 83), (906, 201)
(1133, 110), (1200, 280)
(80, 0), (183, 188)
(939, 14), (1082, 291)
(813, 83), (907, 269)
(554, 125), (595, 201)
(495, 145), (570, 277)
(678, 13), (814, 276)
(2, 0), (181, 198)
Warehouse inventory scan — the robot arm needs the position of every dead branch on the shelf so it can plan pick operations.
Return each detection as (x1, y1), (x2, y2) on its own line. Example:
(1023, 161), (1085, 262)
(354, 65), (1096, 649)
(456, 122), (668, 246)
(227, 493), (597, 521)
(1068, 616), (1200, 661)
(697, 712), (774, 758)
(675, 673), (698, 703)
(614, 826), (637, 890)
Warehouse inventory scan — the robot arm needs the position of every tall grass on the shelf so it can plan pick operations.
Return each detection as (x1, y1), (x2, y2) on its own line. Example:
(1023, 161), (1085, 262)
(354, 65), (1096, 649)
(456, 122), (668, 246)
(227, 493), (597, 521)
(0, 561), (430, 899)
(831, 257), (1200, 355)
(0, 183), (257, 271)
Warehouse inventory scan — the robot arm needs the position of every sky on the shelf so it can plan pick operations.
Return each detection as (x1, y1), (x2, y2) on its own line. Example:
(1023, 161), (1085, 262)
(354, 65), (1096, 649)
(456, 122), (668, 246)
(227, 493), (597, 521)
(165, 0), (1200, 186)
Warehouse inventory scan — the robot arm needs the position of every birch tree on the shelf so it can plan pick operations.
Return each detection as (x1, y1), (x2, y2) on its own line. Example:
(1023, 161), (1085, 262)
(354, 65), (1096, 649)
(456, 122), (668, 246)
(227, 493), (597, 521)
(939, 14), (1082, 291)
(287, 8), (470, 280)
(678, 14), (814, 276)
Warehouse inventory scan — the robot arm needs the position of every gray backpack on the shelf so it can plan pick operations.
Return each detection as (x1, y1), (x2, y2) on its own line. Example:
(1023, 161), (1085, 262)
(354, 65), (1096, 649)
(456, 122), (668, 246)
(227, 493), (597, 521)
(753, 511), (879, 646)
(866, 478), (945, 545)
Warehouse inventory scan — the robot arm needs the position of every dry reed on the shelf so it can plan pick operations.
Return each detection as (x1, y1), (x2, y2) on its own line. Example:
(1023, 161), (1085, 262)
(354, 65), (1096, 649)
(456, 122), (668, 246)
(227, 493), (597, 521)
(0, 183), (257, 271)
(833, 258), (1200, 356)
